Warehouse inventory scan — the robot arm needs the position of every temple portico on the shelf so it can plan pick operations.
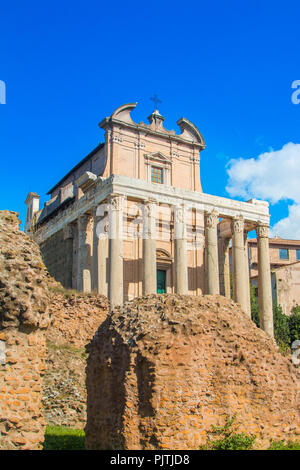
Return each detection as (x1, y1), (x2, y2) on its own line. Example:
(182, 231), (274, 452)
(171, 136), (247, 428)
(25, 102), (274, 337)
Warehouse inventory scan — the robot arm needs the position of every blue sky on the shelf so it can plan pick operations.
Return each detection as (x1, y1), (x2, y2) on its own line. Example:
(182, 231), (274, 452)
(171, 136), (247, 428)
(1, 0), (300, 235)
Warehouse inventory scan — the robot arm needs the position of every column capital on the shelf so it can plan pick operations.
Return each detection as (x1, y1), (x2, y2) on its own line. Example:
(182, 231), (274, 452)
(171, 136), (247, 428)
(92, 204), (102, 220)
(231, 215), (244, 234)
(174, 204), (186, 224)
(256, 223), (269, 238)
(63, 224), (74, 240)
(205, 209), (219, 229)
(109, 194), (125, 211)
(78, 213), (93, 231)
(143, 198), (157, 217)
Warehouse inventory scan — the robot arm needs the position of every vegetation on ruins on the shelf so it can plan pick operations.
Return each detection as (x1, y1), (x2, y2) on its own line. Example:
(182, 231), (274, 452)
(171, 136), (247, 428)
(201, 414), (256, 450)
(290, 306), (300, 344)
(42, 423), (300, 450)
(43, 425), (85, 450)
(251, 284), (300, 353)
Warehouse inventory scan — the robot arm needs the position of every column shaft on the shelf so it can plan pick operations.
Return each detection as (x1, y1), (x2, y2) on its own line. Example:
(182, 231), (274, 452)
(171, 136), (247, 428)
(256, 224), (274, 337)
(77, 214), (93, 292)
(108, 195), (124, 308)
(218, 236), (231, 298)
(142, 200), (157, 295)
(244, 232), (251, 317)
(205, 210), (220, 295)
(92, 206), (108, 296)
(174, 206), (188, 294)
(231, 216), (248, 312)
(63, 224), (74, 289)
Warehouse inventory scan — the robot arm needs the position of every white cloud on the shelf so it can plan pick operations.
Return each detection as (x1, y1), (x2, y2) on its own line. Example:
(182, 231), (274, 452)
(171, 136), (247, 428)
(270, 204), (300, 239)
(226, 142), (300, 239)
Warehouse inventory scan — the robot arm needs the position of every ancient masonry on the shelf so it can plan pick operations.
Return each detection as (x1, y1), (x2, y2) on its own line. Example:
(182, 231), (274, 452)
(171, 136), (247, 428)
(0, 211), (51, 450)
(85, 294), (300, 450)
(25, 103), (274, 337)
(44, 291), (109, 428)
(0, 210), (299, 450)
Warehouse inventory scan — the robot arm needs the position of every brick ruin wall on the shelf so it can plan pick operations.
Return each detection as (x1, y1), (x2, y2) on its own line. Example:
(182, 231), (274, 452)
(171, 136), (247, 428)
(44, 291), (109, 428)
(0, 211), (109, 445)
(0, 211), (51, 450)
(1, 210), (300, 450)
(85, 294), (300, 450)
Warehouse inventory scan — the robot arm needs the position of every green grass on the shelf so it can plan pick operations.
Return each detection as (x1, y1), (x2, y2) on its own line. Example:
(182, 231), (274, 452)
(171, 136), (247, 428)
(268, 440), (300, 450)
(46, 340), (88, 360)
(43, 425), (85, 450)
(42, 425), (300, 450)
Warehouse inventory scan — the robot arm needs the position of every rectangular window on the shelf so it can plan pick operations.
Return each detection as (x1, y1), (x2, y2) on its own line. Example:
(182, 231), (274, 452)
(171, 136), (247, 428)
(297, 249), (300, 261)
(151, 166), (163, 184)
(279, 248), (289, 260)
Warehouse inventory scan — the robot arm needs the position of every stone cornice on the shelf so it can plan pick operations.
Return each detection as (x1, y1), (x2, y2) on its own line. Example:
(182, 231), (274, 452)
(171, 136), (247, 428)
(33, 174), (270, 244)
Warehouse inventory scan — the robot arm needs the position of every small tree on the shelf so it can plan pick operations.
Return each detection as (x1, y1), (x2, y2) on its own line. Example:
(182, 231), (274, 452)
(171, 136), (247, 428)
(273, 304), (290, 353)
(289, 306), (300, 344)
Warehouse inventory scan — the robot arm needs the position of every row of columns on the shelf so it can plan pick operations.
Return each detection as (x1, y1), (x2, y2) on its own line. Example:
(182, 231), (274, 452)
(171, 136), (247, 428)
(205, 212), (274, 337)
(75, 195), (190, 309)
(74, 196), (274, 337)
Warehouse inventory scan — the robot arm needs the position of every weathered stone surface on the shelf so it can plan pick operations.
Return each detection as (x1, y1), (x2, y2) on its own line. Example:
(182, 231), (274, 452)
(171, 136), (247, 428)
(85, 294), (300, 450)
(43, 291), (109, 428)
(0, 211), (51, 450)
(46, 291), (108, 349)
(0, 211), (51, 331)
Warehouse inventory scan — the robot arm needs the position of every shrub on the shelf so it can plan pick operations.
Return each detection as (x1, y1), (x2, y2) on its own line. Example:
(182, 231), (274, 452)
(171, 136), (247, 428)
(250, 291), (292, 352)
(290, 306), (300, 344)
(273, 304), (291, 353)
(202, 414), (256, 450)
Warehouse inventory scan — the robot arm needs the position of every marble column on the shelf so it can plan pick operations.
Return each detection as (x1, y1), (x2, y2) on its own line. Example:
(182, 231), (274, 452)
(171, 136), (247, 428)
(231, 216), (248, 313)
(205, 210), (220, 295)
(77, 214), (93, 293)
(108, 195), (124, 309)
(256, 224), (274, 337)
(92, 206), (108, 296)
(63, 224), (74, 289)
(142, 199), (157, 295)
(244, 230), (251, 317)
(174, 205), (188, 294)
(218, 236), (231, 298)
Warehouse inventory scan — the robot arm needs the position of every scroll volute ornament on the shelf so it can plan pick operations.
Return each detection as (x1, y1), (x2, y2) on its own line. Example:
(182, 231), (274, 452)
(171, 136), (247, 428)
(110, 195), (125, 211)
(78, 214), (92, 231)
(144, 199), (157, 219)
(205, 210), (219, 229)
(174, 205), (185, 224)
(256, 224), (269, 239)
(231, 216), (244, 234)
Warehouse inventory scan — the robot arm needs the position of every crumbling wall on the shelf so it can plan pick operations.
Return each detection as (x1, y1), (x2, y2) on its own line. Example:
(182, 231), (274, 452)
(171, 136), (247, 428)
(85, 294), (300, 450)
(0, 211), (51, 450)
(43, 291), (109, 428)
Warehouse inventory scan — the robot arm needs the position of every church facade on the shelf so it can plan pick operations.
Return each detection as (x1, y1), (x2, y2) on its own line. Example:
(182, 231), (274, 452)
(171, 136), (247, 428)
(25, 103), (274, 336)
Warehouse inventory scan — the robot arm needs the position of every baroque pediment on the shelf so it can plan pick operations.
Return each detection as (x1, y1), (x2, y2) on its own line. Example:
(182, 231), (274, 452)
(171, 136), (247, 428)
(144, 151), (172, 165)
(99, 103), (206, 148)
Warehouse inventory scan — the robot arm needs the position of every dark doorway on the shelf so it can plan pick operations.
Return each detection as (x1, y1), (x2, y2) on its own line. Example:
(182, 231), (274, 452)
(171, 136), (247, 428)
(157, 269), (166, 293)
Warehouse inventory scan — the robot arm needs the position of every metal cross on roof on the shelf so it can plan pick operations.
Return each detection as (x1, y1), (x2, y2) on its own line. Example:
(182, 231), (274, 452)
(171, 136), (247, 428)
(150, 94), (162, 110)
